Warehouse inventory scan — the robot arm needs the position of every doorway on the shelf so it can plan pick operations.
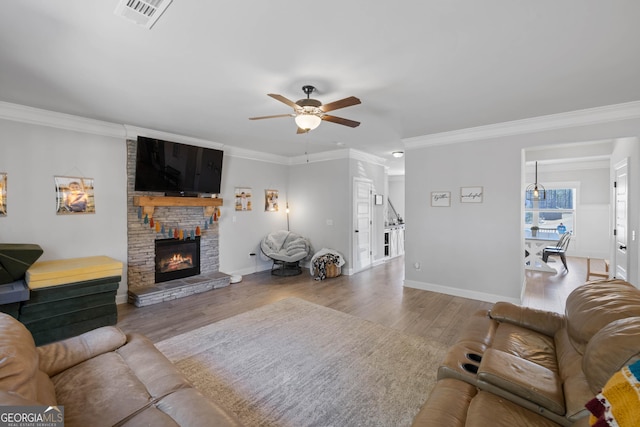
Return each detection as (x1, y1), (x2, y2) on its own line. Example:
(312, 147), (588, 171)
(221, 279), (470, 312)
(522, 142), (613, 303)
(614, 158), (629, 280)
(353, 178), (372, 273)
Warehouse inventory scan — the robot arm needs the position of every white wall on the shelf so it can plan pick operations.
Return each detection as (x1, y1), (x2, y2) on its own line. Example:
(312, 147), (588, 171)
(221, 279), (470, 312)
(285, 152), (388, 273)
(404, 116), (640, 302)
(288, 158), (351, 269)
(405, 140), (523, 302)
(218, 155), (289, 275)
(0, 118), (129, 297)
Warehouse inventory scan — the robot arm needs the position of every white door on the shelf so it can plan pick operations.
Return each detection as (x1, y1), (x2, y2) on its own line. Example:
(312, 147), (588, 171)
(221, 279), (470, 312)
(353, 178), (372, 272)
(614, 159), (628, 280)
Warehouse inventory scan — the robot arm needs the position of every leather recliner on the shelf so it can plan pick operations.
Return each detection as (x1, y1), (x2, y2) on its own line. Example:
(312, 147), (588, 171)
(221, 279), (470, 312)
(0, 313), (244, 426)
(413, 279), (640, 426)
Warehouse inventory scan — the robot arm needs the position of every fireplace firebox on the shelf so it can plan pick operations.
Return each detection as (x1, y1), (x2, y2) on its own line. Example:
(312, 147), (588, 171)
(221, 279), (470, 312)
(155, 238), (200, 283)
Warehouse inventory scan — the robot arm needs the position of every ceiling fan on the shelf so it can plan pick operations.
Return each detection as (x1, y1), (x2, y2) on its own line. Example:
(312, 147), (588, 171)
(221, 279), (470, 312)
(249, 85), (361, 133)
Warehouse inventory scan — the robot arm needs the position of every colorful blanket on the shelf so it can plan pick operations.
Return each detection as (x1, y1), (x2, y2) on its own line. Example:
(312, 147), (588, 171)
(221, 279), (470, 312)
(585, 359), (640, 427)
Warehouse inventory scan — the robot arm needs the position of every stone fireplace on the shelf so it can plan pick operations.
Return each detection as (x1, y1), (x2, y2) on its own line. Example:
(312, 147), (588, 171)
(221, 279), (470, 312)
(126, 140), (229, 307)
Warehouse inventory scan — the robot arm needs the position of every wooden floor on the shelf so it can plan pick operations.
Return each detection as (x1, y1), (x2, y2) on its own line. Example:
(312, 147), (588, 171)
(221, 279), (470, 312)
(117, 256), (492, 347)
(522, 255), (608, 314)
(118, 255), (600, 345)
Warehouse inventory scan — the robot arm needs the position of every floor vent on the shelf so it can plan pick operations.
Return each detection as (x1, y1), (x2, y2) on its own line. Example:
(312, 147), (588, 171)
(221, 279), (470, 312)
(114, 0), (173, 29)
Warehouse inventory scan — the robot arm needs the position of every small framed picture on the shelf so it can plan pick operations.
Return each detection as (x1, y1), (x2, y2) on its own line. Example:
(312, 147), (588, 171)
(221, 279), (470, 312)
(265, 189), (279, 212)
(0, 172), (6, 217)
(55, 176), (95, 214)
(460, 186), (483, 203)
(374, 194), (383, 205)
(235, 187), (252, 211)
(431, 191), (451, 207)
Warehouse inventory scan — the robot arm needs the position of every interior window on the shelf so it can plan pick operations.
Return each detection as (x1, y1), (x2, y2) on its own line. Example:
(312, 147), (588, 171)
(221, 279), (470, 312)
(525, 188), (576, 235)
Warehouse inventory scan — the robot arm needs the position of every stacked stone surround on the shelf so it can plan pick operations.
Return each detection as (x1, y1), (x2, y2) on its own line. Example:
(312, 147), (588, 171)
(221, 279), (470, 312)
(126, 140), (228, 306)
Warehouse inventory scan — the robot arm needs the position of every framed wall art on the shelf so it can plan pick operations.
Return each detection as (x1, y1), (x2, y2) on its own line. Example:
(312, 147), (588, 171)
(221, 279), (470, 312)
(431, 191), (451, 207)
(235, 187), (252, 211)
(0, 172), (6, 217)
(265, 189), (279, 212)
(55, 176), (95, 214)
(460, 186), (483, 203)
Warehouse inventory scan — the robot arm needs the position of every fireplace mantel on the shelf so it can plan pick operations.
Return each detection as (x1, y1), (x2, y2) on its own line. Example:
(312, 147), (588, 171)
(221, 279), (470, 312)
(133, 196), (223, 217)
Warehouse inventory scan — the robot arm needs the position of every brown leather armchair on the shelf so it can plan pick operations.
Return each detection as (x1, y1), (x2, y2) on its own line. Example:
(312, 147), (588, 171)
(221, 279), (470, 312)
(414, 279), (640, 426)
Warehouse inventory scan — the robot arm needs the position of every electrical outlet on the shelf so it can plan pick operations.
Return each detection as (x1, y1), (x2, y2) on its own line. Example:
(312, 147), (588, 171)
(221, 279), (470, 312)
(414, 262), (421, 270)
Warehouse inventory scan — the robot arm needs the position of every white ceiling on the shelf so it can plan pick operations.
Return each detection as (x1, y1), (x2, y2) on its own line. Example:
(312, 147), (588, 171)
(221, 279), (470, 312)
(2, 1), (640, 175)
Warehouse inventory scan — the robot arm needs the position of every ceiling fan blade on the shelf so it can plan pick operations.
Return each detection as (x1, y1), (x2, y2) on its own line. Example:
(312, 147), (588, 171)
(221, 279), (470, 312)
(296, 127), (309, 134)
(320, 96), (361, 113)
(268, 94), (299, 110)
(322, 115), (361, 128)
(249, 114), (294, 120)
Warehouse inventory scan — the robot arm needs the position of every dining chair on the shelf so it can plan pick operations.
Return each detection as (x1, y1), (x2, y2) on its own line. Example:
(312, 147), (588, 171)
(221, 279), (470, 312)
(542, 232), (572, 271)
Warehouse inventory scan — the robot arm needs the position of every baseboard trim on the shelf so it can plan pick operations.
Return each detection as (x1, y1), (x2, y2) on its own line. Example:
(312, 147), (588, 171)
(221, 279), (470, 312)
(403, 280), (520, 304)
(116, 293), (128, 305)
(226, 264), (272, 277)
(372, 258), (388, 267)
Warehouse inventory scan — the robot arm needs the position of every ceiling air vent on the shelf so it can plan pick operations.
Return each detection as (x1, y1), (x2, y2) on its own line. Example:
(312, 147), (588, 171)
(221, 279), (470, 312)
(114, 0), (173, 29)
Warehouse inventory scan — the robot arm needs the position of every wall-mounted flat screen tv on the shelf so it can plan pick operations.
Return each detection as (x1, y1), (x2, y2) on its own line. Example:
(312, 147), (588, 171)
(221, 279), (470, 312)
(134, 136), (223, 196)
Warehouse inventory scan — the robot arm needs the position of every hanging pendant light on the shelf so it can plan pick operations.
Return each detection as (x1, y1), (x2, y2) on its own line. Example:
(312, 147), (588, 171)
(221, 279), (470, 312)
(526, 161), (546, 201)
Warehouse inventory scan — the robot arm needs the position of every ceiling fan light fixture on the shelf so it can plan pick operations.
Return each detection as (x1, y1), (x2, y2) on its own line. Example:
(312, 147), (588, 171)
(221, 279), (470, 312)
(295, 113), (322, 131)
(392, 151), (404, 158)
(250, 85), (361, 132)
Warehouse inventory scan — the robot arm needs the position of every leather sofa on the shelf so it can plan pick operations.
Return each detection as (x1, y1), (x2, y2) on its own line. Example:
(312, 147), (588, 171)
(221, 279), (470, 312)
(413, 279), (640, 426)
(0, 312), (243, 427)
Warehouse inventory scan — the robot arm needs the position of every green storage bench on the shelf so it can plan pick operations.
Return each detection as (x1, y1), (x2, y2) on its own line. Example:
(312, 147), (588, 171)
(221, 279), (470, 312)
(22, 256), (123, 345)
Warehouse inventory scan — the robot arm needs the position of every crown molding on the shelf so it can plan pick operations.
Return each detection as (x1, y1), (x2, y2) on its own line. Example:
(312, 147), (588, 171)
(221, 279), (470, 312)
(126, 127), (290, 165)
(0, 102), (290, 164)
(123, 125), (225, 150)
(289, 149), (349, 165)
(0, 101), (384, 167)
(350, 149), (387, 166)
(0, 101), (127, 138)
(223, 146), (290, 165)
(403, 100), (640, 149)
(289, 148), (386, 166)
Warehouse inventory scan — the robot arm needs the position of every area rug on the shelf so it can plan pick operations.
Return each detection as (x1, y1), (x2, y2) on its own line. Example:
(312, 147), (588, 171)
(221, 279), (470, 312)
(155, 297), (446, 427)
